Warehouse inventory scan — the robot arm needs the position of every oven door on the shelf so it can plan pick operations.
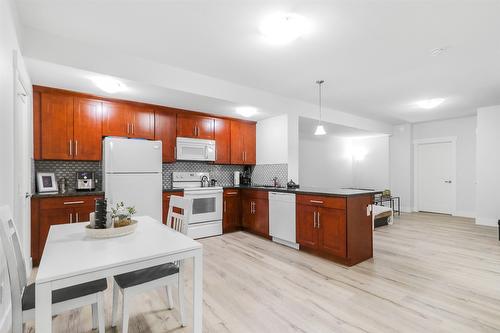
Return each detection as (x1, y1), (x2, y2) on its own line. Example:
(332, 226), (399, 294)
(183, 189), (222, 224)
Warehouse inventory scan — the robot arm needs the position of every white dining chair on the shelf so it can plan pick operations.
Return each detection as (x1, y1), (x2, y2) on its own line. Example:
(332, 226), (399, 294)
(111, 196), (192, 333)
(0, 205), (107, 333)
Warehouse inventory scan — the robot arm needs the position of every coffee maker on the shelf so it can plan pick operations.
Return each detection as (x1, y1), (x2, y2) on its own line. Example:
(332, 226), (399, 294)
(240, 166), (252, 186)
(76, 171), (96, 191)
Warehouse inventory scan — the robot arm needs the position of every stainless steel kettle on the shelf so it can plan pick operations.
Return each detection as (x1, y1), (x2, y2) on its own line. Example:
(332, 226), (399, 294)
(201, 175), (210, 187)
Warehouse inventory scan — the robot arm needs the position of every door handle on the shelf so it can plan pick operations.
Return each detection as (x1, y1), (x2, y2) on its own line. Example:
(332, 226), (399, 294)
(25, 192), (31, 199)
(69, 213), (73, 224)
(313, 211), (317, 228)
(317, 212), (320, 228)
(69, 140), (72, 156)
(63, 201), (85, 205)
(310, 200), (324, 204)
(444, 180), (452, 183)
(224, 200), (227, 213)
(76, 212), (79, 223)
(75, 140), (78, 156)
(127, 123), (130, 135)
(132, 123), (135, 134)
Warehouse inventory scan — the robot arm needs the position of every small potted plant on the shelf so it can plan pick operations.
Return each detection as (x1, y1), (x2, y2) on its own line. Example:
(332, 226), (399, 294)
(111, 202), (136, 228)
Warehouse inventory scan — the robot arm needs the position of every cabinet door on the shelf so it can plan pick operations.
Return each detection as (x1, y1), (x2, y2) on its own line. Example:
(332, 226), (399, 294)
(215, 118), (231, 164)
(318, 208), (347, 257)
(177, 113), (199, 138)
(38, 207), (73, 257)
(296, 204), (319, 249)
(73, 204), (98, 223)
(242, 122), (256, 165)
(130, 105), (154, 139)
(197, 116), (215, 139)
(155, 109), (177, 162)
(41, 93), (74, 160)
(241, 197), (254, 229)
(73, 98), (102, 161)
(253, 198), (269, 236)
(102, 101), (130, 137)
(230, 121), (244, 164)
(223, 192), (241, 233)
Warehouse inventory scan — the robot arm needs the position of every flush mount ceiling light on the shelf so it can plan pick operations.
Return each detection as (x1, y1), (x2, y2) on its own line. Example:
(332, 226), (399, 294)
(89, 76), (126, 94)
(314, 80), (327, 136)
(430, 46), (449, 57)
(236, 106), (258, 118)
(259, 13), (311, 45)
(415, 98), (445, 109)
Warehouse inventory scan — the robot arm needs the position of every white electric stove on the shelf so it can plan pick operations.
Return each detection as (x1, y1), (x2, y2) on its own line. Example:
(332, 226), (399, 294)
(172, 172), (223, 239)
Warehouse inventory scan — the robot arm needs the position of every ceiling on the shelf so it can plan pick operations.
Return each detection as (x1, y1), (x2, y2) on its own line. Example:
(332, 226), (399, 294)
(15, 0), (500, 124)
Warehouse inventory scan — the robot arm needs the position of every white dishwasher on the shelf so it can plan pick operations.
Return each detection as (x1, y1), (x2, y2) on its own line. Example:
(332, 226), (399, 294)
(269, 192), (299, 249)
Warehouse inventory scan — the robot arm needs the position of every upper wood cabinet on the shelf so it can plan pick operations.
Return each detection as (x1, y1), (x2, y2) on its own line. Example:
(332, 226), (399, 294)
(39, 93), (102, 161)
(177, 113), (214, 139)
(102, 102), (154, 139)
(230, 121), (256, 165)
(40, 93), (74, 160)
(214, 118), (231, 164)
(73, 98), (103, 160)
(155, 108), (177, 163)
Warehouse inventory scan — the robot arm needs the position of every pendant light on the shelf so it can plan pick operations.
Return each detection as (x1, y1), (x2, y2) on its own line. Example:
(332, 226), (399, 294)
(314, 80), (326, 135)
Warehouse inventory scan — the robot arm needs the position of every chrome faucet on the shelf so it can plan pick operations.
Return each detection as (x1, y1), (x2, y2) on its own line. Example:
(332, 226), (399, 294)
(272, 177), (278, 188)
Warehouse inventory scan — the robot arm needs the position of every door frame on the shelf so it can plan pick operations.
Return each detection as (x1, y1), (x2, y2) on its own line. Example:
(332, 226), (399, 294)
(413, 137), (457, 215)
(12, 50), (33, 272)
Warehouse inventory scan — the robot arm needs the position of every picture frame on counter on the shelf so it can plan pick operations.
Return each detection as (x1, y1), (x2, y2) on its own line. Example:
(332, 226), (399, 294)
(36, 172), (58, 193)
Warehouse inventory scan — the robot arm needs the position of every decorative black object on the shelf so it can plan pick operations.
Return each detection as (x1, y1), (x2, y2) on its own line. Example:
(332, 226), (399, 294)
(287, 179), (299, 189)
(94, 198), (108, 229)
(498, 220), (500, 241)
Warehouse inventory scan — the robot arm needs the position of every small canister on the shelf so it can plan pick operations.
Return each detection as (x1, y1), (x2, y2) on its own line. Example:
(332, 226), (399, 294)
(233, 171), (240, 186)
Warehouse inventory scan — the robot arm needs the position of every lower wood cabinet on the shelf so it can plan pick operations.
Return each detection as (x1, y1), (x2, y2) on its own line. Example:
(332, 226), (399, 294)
(241, 190), (269, 237)
(296, 195), (347, 258)
(162, 191), (184, 224)
(31, 194), (103, 265)
(223, 189), (241, 233)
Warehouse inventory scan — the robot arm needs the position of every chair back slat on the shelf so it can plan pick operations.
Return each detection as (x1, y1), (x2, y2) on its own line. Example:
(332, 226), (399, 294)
(165, 196), (193, 267)
(0, 205), (25, 322)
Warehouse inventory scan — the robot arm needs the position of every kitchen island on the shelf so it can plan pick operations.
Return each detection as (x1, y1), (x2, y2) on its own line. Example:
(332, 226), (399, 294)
(223, 185), (382, 266)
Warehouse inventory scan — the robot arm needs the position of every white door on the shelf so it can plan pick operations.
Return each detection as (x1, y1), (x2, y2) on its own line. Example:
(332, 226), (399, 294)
(13, 77), (31, 263)
(417, 142), (454, 214)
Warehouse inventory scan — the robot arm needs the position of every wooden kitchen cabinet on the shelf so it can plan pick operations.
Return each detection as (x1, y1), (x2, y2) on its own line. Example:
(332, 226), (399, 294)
(102, 102), (154, 139)
(31, 194), (103, 265)
(155, 108), (177, 163)
(241, 190), (269, 237)
(230, 120), (256, 165)
(40, 93), (74, 160)
(177, 113), (215, 139)
(40, 93), (102, 161)
(223, 189), (241, 233)
(296, 194), (347, 259)
(73, 97), (103, 160)
(162, 191), (184, 224)
(215, 118), (231, 164)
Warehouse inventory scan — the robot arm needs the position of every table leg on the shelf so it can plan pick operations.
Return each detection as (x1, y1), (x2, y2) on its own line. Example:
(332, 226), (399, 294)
(192, 250), (203, 333)
(35, 281), (52, 332)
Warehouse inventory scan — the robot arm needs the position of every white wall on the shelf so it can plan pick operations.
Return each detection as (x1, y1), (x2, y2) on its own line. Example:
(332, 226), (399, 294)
(389, 124), (413, 212)
(476, 106), (500, 226)
(256, 114), (288, 164)
(413, 116), (477, 217)
(0, 0), (30, 331)
(299, 136), (353, 188)
(352, 136), (390, 190)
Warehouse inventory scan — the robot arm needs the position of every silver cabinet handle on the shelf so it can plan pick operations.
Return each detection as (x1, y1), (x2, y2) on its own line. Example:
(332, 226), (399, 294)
(226, 191), (238, 195)
(76, 212), (79, 222)
(69, 213), (73, 224)
(69, 140), (73, 156)
(317, 212), (320, 228)
(132, 123), (135, 134)
(313, 211), (317, 228)
(224, 200), (227, 213)
(174, 146), (177, 159)
(75, 140), (78, 156)
(242, 151), (244, 161)
(310, 200), (324, 204)
(63, 201), (85, 205)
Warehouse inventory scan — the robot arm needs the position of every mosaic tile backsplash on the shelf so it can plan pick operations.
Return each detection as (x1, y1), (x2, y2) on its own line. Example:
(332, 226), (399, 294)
(34, 161), (289, 191)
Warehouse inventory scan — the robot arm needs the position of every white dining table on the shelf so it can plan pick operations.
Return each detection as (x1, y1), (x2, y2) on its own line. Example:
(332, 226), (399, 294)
(35, 216), (203, 332)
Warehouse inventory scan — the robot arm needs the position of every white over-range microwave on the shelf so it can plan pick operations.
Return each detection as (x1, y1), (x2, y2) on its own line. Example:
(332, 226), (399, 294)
(176, 137), (216, 161)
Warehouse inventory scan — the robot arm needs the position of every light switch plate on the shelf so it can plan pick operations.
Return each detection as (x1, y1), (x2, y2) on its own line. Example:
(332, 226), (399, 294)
(366, 205), (371, 216)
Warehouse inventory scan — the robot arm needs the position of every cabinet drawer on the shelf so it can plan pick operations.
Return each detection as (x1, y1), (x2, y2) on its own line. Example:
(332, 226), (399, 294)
(223, 189), (240, 197)
(241, 189), (268, 200)
(39, 195), (102, 210)
(296, 194), (346, 210)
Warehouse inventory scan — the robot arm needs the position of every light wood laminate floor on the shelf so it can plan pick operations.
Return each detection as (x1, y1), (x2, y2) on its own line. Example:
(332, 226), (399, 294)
(26, 213), (500, 332)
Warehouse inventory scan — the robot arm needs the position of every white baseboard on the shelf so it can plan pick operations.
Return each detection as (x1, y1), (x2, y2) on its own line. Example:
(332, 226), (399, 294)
(0, 304), (11, 333)
(453, 211), (476, 219)
(475, 217), (498, 227)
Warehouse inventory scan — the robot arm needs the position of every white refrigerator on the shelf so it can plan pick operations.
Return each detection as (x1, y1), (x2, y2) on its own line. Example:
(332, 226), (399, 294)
(103, 137), (162, 222)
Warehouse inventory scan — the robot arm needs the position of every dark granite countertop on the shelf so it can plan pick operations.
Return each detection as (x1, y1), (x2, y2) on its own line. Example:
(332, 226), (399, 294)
(32, 191), (105, 199)
(223, 185), (382, 197)
(163, 187), (184, 192)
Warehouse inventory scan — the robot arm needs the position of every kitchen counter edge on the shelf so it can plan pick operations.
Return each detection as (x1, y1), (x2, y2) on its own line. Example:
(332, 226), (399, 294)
(223, 185), (383, 197)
